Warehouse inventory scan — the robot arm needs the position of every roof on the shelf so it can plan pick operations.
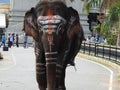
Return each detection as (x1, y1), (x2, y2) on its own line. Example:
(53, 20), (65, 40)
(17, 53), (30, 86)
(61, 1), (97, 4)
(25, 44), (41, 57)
(0, 4), (10, 9)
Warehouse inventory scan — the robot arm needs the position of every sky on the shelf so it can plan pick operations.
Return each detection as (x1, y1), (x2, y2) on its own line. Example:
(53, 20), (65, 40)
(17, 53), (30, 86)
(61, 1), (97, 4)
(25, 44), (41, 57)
(0, 0), (10, 4)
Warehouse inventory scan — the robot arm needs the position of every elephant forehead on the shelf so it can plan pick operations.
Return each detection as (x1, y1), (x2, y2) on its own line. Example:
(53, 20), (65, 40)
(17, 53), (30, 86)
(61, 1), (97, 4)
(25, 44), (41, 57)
(36, 1), (67, 14)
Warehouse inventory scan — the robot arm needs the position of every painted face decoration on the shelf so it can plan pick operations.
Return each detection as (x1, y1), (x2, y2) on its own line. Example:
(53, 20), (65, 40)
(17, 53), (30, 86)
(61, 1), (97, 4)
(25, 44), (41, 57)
(37, 9), (66, 35)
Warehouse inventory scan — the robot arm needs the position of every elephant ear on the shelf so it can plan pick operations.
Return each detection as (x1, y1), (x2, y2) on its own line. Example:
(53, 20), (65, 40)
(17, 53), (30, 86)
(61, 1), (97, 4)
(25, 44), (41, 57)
(66, 7), (84, 40)
(65, 7), (84, 66)
(23, 8), (38, 41)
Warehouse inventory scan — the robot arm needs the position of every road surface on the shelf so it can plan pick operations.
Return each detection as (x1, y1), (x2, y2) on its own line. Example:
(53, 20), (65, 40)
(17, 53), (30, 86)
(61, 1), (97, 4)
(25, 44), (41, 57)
(0, 47), (114, 90)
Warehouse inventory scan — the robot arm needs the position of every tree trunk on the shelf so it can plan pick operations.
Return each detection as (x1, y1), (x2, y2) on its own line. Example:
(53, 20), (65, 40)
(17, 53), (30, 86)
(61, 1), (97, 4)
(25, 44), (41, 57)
(117, 34), (120, 46)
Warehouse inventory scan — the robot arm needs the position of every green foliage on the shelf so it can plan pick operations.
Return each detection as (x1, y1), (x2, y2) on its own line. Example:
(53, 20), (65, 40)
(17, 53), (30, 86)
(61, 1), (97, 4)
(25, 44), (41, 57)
(83, 0), (91, 13)
(101, 20), (110, 37)
(93, 24), (101, 32)
(101, 1), (120, 45)
(107, 35), (117, 45)
(83, 0), (102, 13)
(83, 0), (120, 45)
(108, 2), (120, 24)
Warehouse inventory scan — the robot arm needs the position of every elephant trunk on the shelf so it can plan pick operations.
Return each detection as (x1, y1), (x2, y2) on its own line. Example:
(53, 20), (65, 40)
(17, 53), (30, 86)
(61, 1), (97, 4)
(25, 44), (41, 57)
(39, 13), (66, 90)
(45, 51), (58, 90)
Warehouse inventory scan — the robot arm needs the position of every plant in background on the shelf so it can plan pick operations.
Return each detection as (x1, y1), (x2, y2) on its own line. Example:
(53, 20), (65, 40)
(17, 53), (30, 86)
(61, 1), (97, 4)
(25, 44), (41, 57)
(101, 1), (120, 45)
(70, 0), (120, 45)
(93, 24), (101, 33)
(83, 0), (102, 13)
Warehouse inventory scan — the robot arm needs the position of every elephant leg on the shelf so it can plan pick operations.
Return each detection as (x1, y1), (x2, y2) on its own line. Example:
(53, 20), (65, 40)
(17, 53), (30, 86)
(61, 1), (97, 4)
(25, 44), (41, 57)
(36, 63), (47, 90)
(59, 69), (66, 90)
(35, 41), (47, 90)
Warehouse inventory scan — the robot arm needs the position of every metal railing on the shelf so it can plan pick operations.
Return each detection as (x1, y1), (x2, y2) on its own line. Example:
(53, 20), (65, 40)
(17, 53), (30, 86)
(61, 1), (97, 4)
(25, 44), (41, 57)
(80, 42), (120, 65)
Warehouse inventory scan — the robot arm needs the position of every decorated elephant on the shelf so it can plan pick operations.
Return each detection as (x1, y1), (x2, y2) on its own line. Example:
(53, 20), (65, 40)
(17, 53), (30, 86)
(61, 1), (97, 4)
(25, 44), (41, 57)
(23, 1), (84, 90)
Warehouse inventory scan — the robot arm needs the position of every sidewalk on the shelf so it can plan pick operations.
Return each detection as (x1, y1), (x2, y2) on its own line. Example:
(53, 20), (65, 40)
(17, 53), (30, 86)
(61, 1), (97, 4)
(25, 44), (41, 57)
(0, 47), (14, 70)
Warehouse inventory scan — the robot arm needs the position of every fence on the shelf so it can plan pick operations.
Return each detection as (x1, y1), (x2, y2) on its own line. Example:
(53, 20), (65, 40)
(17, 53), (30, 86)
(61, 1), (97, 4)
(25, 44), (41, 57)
(80, 42), (120, 65)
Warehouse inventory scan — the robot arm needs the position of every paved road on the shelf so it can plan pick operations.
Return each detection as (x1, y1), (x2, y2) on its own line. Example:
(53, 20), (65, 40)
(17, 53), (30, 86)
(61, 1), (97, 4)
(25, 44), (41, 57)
(66, 57), (113, 90)
(0, 47), (114, 90)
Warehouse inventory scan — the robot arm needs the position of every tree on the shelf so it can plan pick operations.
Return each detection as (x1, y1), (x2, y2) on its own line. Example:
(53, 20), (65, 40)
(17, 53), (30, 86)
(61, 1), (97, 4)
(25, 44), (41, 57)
(82, 0), (120, 45)
(70, 0), (120, 45)
(101, 1), (120, 45)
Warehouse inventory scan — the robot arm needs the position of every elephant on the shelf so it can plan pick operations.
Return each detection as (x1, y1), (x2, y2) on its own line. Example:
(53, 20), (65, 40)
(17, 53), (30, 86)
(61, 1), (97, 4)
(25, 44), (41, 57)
(23, 1), (84, 90)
